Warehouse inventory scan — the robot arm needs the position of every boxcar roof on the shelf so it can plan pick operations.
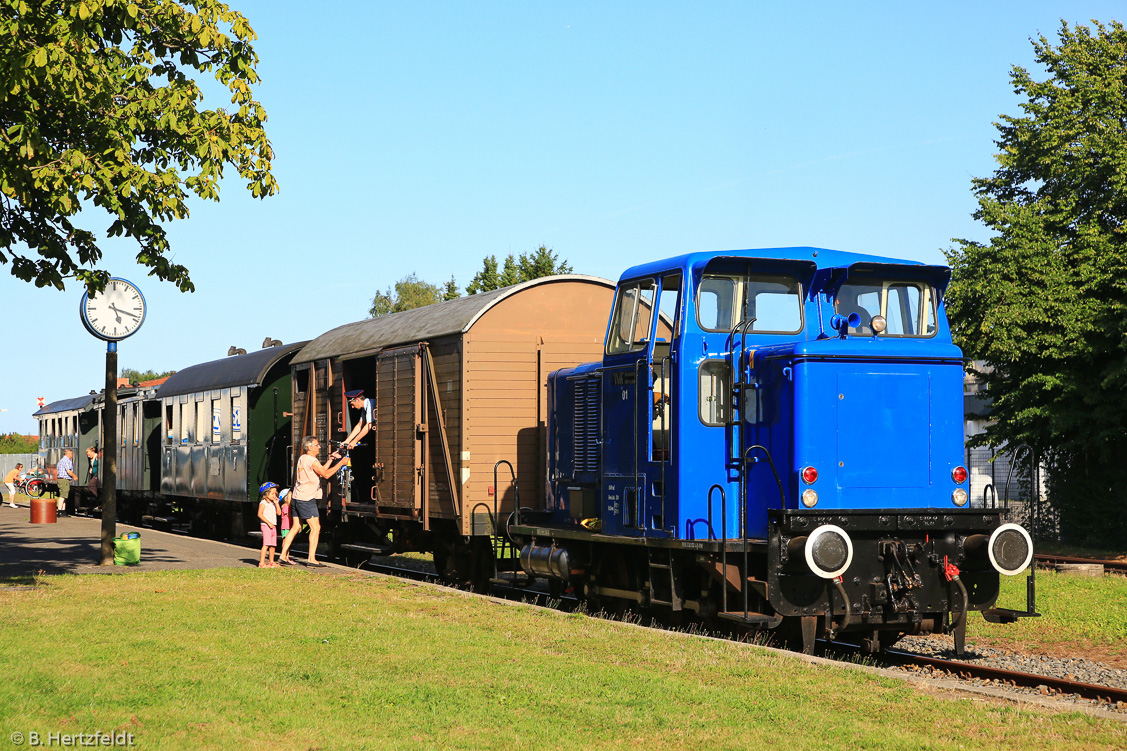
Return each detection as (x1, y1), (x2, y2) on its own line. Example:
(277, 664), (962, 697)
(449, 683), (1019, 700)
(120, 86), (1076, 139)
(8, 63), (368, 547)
(33, 394), (97, 417)
(158, 341), (309, 398)
(292, 275), (615, 364)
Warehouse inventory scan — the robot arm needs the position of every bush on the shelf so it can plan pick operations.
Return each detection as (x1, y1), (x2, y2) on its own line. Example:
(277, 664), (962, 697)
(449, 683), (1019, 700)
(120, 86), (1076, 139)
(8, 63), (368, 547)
(0, 433), (37, 454)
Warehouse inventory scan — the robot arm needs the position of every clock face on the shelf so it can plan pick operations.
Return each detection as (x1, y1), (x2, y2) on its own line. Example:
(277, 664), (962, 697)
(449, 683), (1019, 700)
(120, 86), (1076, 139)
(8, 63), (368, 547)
(80, 278), (147, 341)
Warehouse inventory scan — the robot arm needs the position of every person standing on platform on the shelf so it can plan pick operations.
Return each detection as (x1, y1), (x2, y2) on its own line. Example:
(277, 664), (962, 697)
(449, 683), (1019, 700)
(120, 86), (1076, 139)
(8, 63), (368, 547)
(278, 436), (347, 567)
(278, 488), (292, 544)
(257, 482), (283, 568)
(85, 447), (100, 506)
(3, 463), (22, 508)
(56, 449), (77, 516)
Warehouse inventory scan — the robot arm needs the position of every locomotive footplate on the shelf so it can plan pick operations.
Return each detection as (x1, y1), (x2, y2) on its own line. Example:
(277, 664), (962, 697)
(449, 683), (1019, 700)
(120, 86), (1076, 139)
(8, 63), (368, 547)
(766, 508), (1007, 628)
(507, 521), (769, 556)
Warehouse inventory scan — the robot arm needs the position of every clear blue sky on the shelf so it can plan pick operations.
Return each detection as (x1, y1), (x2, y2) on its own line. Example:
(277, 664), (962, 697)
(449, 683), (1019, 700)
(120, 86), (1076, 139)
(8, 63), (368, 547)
(1, 2), (1121, 434)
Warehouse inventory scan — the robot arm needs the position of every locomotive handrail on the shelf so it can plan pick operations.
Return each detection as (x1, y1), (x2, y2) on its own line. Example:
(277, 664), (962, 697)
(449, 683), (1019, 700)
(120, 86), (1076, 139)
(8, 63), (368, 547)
(730, 318), (757, 544)
(633, 357), (644, 529)
(705, 485), (722, 542)
(743, 445), (786, 511)
(658, 354), (674, 535)
(996, 443), (1039, 620)
(1000, 443), (1031, 514)
(493, 459), (518, 527)
(470, 501), (499, 581)
(982, 483), (996, 510)
(707, 484), (732, 615)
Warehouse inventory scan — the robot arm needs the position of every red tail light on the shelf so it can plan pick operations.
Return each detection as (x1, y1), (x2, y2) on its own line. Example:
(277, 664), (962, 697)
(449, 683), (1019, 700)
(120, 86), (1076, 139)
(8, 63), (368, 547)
(802, 466), (818, 484)
(952, 466), (968, 484)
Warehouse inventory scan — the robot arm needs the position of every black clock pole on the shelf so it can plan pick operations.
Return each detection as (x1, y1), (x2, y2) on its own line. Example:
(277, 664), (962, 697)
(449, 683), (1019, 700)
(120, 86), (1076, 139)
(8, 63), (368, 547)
(100, 341), (118, 566)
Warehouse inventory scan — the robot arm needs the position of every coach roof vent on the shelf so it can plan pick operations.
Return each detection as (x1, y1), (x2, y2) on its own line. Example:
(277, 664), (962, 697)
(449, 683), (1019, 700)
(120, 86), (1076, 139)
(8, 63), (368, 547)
(159, 341), (309, 398)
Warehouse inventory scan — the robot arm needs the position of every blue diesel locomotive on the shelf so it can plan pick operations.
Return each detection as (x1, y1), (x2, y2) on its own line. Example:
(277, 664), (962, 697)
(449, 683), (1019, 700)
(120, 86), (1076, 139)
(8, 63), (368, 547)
(510, 247), (1035, 653)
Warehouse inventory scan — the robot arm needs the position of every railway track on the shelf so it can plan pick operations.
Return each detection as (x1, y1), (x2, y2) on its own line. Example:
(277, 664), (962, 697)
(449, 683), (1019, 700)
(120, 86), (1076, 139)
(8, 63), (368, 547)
(1035, 553), (1127, 575)
(881, 648), (1127, 707)
(823, 642), (1127, 709)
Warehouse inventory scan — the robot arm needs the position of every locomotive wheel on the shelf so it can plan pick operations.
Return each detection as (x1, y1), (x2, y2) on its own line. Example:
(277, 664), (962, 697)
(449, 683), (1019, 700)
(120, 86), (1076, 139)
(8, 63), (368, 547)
(591, 550), (637, 620)
(440, 537), (493, 593)
(432, 545), (450, 581)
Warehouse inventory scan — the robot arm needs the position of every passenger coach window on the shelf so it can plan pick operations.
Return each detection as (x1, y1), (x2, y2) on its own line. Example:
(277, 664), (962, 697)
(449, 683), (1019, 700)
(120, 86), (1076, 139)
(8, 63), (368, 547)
(195, 401), (208, 444)
(606, 281), (656, 355)
(697, 274), (802, 333)
(231, 397), (242, 442)
(836, 280), (937, 337)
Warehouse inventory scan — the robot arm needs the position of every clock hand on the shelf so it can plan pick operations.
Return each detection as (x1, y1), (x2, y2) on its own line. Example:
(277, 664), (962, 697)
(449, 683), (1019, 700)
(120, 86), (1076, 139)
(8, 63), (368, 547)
(108, 303), (140, 319)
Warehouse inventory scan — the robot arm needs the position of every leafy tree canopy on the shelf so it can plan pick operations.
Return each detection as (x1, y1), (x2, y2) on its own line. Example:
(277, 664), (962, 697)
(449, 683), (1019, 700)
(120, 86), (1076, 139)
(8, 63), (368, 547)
(945, 20), (1127, 542)
(466, 245), (573, 294)
(120, 366), (173, 383)
(369, 273), (445, 318)
(442, 275), (458, 301)
(0, 431), (37, 453)
(0, 0), (277, 294)
(370, 247), (574, 317)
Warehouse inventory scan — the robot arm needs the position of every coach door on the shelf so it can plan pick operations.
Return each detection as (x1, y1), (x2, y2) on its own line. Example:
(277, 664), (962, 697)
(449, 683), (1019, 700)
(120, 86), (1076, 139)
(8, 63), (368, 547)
(372, 345), (425, 521)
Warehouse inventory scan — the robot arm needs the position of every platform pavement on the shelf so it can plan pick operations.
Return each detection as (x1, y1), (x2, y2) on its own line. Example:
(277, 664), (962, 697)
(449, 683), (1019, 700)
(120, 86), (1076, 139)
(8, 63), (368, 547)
(0, 502), (297, 578)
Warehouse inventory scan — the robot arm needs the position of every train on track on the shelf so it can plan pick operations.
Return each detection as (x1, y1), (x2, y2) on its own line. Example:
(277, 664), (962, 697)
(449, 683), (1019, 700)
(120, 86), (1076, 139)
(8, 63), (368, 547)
(35, 248), (1038, 653)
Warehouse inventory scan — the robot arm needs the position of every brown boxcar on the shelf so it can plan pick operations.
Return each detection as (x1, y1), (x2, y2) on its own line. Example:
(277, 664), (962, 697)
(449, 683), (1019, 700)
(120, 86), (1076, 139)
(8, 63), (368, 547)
(289, 275), (615, 578)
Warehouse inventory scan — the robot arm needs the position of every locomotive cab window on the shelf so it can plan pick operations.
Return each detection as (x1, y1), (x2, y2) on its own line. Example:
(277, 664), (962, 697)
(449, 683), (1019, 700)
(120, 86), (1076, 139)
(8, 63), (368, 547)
(836, 279), (937, 337)
(697, 274), (802, 334)
(606, 281), (657, 355)
(698, 360), (731, 426)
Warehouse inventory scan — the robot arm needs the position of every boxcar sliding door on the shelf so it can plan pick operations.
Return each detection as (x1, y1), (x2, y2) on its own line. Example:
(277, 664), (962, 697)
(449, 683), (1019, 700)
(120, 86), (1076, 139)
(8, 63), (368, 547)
(373, 345), (424, 521)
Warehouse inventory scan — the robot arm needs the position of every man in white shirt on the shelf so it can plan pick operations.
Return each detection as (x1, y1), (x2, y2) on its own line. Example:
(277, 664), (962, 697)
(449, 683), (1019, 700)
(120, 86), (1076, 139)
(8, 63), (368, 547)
(342, 389), (374, 449)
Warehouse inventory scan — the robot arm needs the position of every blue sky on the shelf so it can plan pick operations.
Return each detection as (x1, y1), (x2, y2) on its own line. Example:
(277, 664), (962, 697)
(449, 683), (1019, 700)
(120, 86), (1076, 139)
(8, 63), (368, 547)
(1, 2), (1122, 434)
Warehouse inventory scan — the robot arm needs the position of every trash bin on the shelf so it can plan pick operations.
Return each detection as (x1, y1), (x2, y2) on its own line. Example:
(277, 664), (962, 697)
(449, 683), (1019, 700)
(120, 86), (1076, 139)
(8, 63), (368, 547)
(113, 533), (141, 565)
(30, 498), (56, 524)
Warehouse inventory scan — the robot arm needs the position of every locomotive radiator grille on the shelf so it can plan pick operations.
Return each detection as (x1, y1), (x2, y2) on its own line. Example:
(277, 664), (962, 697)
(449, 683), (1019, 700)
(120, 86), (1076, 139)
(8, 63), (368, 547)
(573, 376), (600, 474)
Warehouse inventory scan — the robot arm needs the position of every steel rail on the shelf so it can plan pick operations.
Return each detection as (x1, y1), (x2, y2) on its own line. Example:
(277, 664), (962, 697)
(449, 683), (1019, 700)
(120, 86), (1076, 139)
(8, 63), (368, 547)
(1034, 553), (1127, 574)
(882, 648), (1127, 706)
(822, 642), (1127, 706)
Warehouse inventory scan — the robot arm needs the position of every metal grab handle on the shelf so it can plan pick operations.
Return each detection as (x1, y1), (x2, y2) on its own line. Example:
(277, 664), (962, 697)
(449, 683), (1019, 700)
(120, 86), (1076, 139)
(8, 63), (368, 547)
(494, 460), (518, 527)
(744, 445), (786, 511)
(470, 502), (500, 580)
(707, 484), (728, 615)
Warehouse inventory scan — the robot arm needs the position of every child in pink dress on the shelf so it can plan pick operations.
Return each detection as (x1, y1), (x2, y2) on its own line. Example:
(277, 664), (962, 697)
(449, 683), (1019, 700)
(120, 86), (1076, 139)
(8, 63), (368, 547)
(257, 482), (283, 568)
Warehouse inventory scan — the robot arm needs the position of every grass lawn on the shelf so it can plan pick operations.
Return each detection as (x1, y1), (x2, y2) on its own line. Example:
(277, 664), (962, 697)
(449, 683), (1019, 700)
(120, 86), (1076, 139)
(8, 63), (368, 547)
(965, 567), (1127, 667)
(1, 569), (1124, 750)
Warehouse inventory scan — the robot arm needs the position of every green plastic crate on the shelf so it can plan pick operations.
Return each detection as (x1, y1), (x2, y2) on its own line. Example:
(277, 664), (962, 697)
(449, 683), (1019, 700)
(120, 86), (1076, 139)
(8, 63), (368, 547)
(113, 535), (141, 566)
